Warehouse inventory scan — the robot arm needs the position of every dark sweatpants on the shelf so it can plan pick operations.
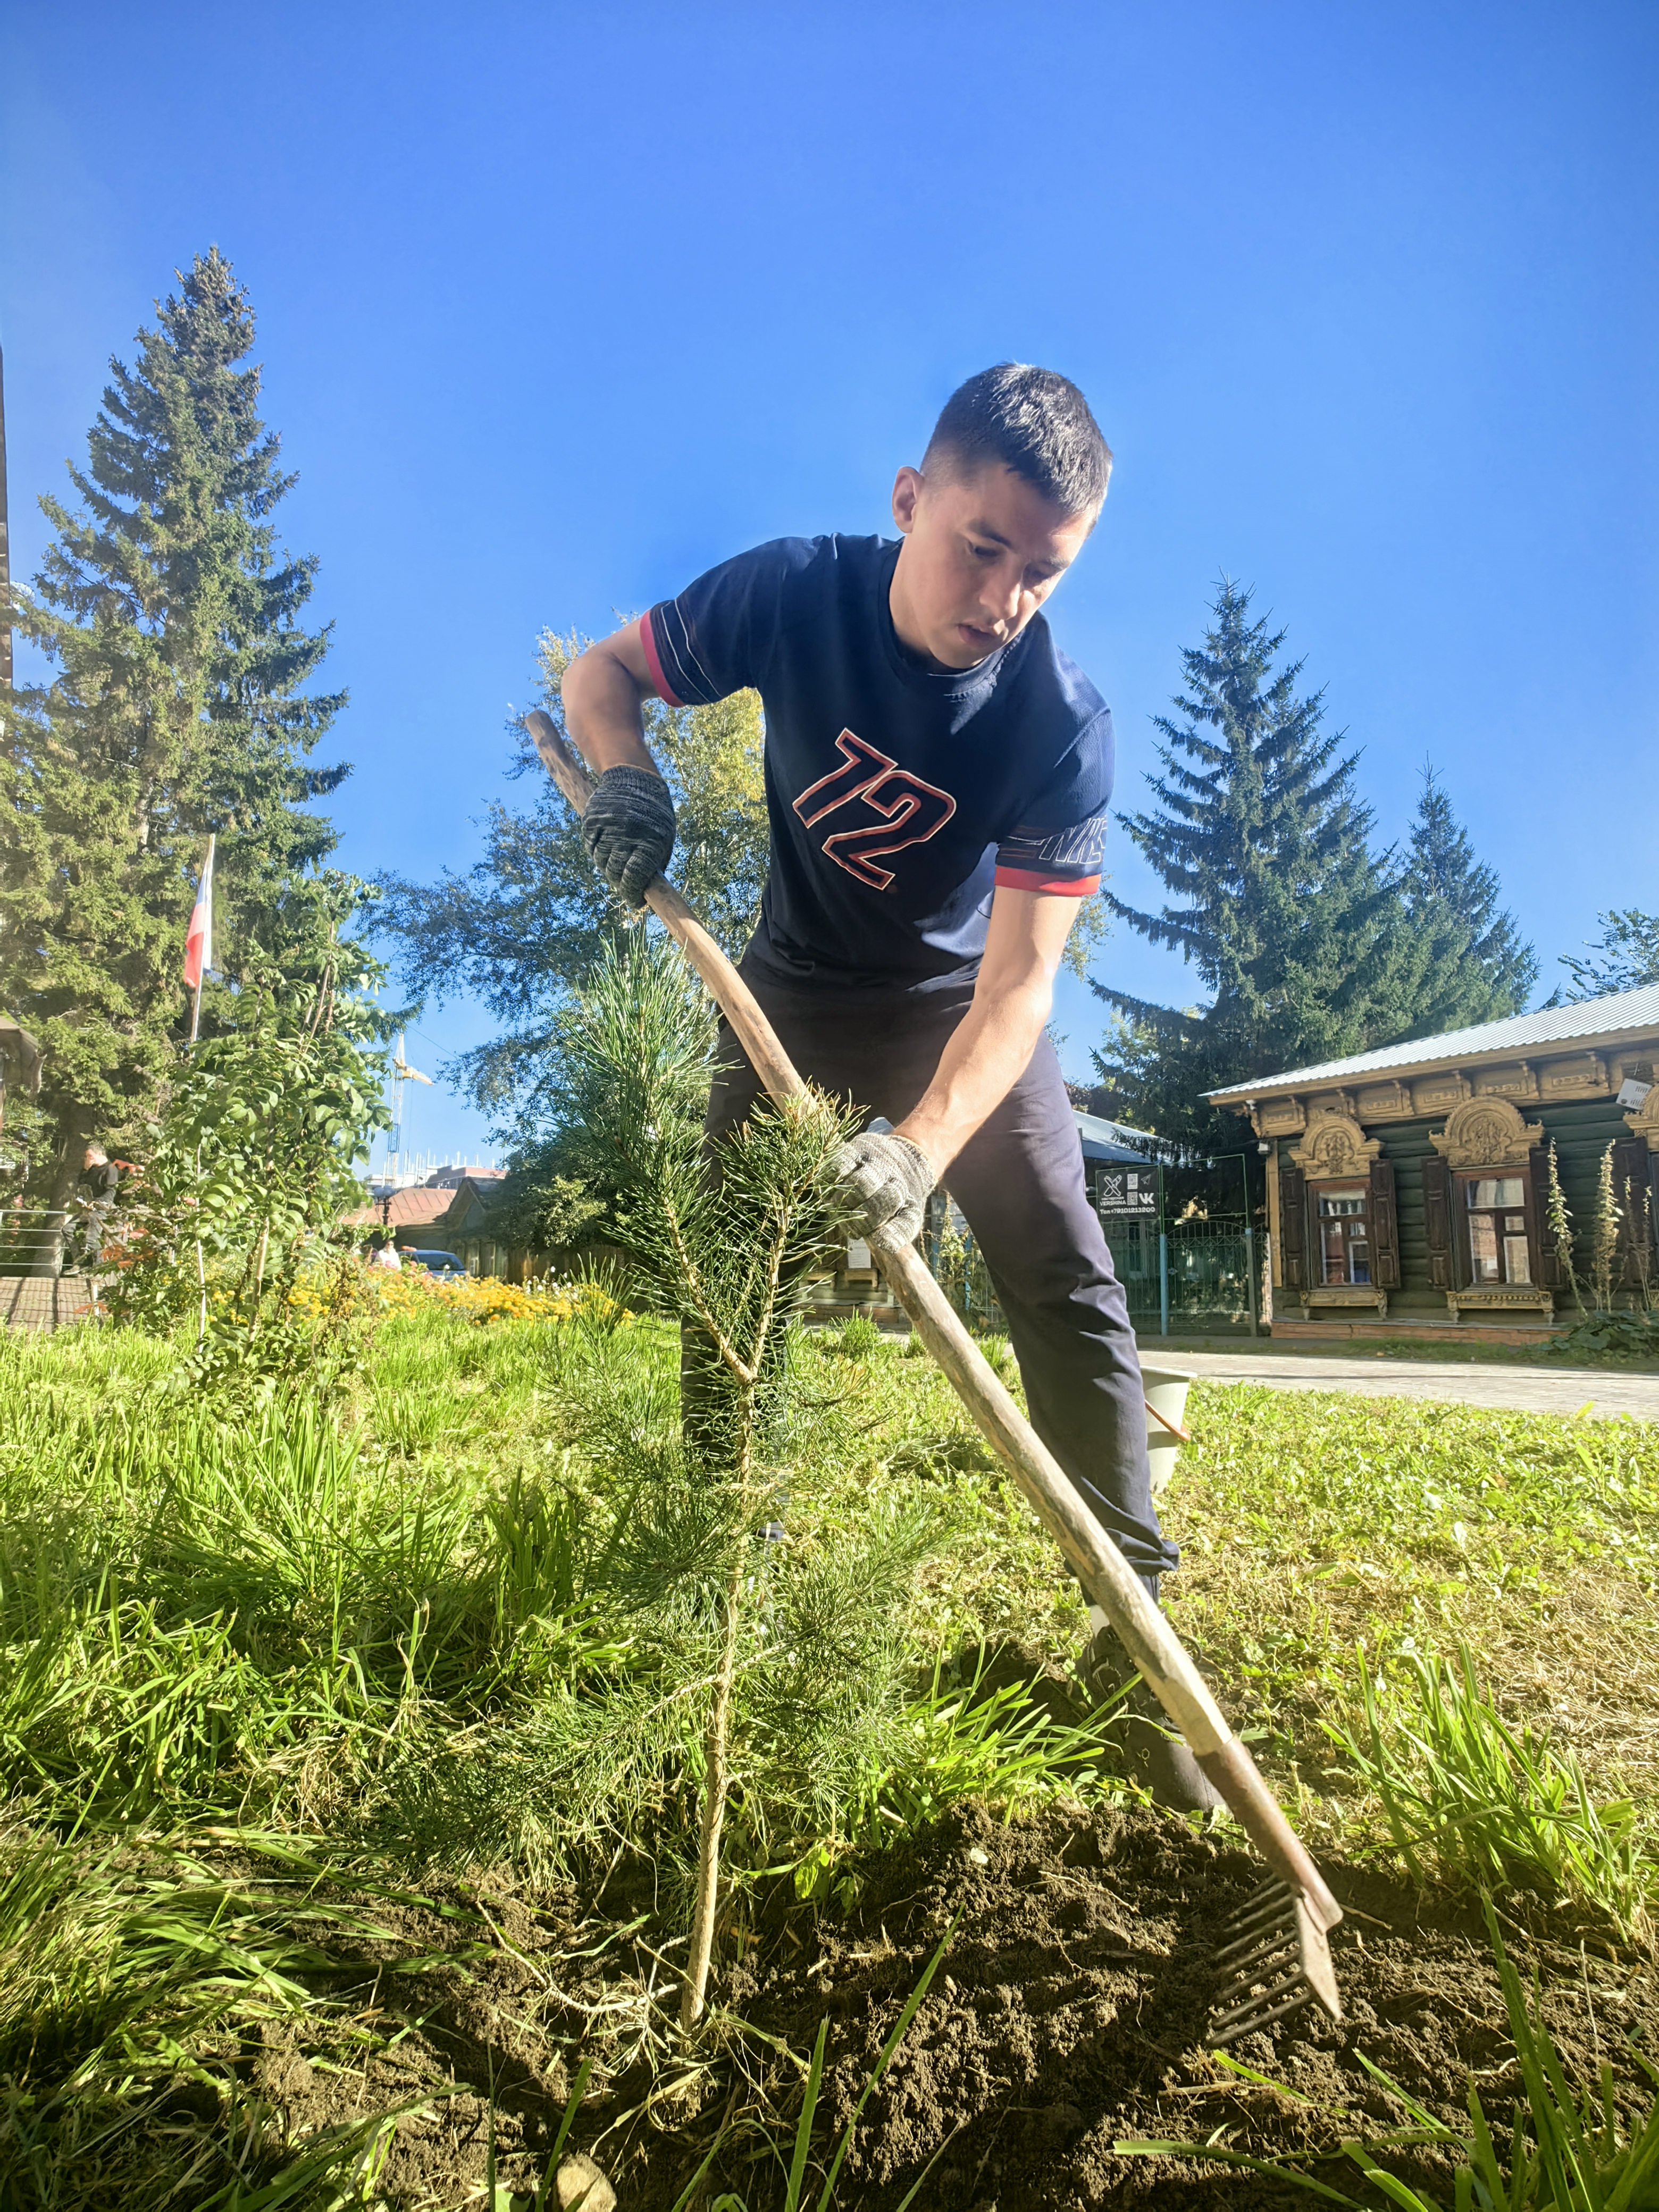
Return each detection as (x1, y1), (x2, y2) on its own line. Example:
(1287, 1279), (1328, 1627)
(703, 962), (1179, 1586)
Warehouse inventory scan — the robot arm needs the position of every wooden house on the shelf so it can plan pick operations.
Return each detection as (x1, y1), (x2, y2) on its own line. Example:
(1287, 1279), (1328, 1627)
(1206, 985), (1659, 1343)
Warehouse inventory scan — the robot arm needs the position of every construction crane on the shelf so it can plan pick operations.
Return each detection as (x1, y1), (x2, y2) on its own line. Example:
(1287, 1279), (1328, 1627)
(387, 1032), (433, 1176)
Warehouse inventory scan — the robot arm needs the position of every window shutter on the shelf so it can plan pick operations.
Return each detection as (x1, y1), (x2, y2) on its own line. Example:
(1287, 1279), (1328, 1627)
(1613, 1137), (1654, 1286)
(1279, 1166), (1308, 1288)
(1422, 1155), (1454, 1288)
(1368, 1158), (1400, 1287)
(1528, 1147), (1566, 1289)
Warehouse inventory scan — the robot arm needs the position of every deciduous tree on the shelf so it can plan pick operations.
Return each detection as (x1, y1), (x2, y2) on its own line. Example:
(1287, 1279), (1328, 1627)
(1556, 910), (1659, 1002)
(379, 627), (769, 1154)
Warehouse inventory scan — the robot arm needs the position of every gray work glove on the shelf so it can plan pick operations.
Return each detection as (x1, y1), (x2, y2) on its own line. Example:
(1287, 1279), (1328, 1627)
(581, 766), (676, 906)
(831, 1125), (936, 1251)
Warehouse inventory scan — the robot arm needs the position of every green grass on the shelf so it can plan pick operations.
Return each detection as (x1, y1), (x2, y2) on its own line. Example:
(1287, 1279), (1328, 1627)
(0, 1304), (1654, 2205)
(0, 1303), (1117, 2205)
(1162, 1383), (1658, 1869)
(1322, 1643), (1650, 1939)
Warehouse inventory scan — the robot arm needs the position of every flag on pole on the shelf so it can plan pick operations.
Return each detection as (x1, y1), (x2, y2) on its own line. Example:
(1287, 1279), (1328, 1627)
(184, 836), (215, 990)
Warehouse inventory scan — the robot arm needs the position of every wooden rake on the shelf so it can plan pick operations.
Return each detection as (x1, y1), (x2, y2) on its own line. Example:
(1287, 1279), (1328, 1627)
(528, 709), (1343, 2044)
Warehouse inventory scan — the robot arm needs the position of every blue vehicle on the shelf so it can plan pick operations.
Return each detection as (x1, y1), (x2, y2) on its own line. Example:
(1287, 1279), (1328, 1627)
(399, 1247), (468, 1273)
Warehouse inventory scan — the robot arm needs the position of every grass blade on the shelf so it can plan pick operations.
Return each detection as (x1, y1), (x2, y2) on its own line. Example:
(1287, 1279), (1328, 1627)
(810, 1910), (960, 2212)
(784, 2017), (828, 2212)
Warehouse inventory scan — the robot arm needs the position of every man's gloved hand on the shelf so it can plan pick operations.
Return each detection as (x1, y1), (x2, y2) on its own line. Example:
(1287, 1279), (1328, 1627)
(830, 1126), (936, 1251)
(581, 766), (676, 906)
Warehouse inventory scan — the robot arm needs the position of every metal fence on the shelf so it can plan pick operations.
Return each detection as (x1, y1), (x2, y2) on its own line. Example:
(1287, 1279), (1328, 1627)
(925, 1200), (1262, 1337)
(0, 1206), (68, 1277)
(1100, 1216), (1262, 1335)
(0, 1204), (117, 1279)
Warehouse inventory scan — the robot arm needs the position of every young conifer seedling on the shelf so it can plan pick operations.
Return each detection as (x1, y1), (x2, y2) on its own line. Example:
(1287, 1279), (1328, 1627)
(552, 934), (878, 2027)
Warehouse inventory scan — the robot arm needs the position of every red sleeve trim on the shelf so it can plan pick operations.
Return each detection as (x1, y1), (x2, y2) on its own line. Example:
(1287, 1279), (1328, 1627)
(994, 867), (1100, 897)
(637, 610), (685, 708)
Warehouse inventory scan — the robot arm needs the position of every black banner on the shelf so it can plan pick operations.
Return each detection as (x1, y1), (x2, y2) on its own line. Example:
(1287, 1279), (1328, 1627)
(1097, 1166), (1159, 1219)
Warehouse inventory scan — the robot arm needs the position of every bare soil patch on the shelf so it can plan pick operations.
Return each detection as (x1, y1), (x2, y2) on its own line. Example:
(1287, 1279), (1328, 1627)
(250, 1802), (1657, 2209)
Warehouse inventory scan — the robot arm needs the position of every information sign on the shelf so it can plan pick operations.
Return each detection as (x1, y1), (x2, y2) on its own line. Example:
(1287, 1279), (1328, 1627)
(1097, 1166), (1159, 1219)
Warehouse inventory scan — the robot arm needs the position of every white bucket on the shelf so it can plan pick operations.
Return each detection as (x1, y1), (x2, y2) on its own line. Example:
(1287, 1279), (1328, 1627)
(1141, 1363), (1195, 1498)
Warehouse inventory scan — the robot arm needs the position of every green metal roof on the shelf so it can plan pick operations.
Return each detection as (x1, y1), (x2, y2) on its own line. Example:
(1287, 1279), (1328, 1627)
(1205, 984), (1659, 1104)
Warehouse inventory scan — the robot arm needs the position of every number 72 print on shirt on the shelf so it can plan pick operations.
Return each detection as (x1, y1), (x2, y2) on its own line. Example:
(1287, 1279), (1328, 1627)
(792, 729), (959, 891)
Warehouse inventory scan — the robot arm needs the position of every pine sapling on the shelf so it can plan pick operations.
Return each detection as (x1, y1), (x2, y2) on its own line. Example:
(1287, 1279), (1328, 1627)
(549, 934), (857, 2030)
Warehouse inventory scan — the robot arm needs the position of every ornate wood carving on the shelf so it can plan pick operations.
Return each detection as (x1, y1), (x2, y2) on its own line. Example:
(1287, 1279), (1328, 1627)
(1301, 1285), (1389, 1319)
(1258, 1096), (1306, 1136)
(1429, 1095), (1544, 1171)
(1541, 1052), (1610, 1097)
(1446, 1284), (1554, 1321)
(1473, 1062), (1540, 1100)
(1355, 1079), (1414, 1120)
(1413, 1070), (1472, 1114)
(1288, 1112), (1382, 1182)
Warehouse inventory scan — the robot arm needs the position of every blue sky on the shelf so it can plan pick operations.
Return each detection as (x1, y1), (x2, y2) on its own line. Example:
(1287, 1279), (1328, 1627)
(4, 1), (1655, 1166)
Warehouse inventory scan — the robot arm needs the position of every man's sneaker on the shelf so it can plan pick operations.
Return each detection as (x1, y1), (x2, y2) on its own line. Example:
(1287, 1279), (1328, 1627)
(1080, 1615), (1225, 1816)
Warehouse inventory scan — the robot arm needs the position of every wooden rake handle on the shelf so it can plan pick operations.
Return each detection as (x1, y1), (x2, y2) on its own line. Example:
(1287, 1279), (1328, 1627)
(527, 708), (1340, 1932)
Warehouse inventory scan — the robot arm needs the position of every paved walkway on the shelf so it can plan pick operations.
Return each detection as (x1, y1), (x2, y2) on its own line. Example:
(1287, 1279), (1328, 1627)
(1, 1276), (98, 1332)
(1141, 1345), (1657, 1421)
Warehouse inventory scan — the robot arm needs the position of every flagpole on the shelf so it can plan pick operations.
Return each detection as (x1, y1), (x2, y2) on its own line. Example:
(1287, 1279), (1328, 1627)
(188, 833), (214, 1046)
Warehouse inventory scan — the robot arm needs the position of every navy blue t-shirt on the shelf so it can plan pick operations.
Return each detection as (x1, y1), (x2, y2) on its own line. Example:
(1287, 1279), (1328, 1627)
(641, 533), (1113, 994)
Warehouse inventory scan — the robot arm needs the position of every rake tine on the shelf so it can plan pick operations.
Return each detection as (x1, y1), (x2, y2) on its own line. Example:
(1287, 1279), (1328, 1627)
(1214, 1928), (1297, 1980)
(1211, 1964), (1308, 2026)
(1208, 1878), (1342, 2047)
(1210, 1987), (1316, 2046)
(1214, 1901), (1297, 1960)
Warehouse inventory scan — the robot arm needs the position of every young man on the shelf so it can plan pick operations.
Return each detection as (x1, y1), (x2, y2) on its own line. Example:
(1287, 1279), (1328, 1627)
(563, 363), (1217, 1810)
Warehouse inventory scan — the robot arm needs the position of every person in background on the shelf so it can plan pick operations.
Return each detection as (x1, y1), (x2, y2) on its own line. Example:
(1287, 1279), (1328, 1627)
(69, 1144), (123, 1274)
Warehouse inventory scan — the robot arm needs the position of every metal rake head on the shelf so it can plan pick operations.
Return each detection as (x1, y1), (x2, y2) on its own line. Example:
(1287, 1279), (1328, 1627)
(1209, 1878), (1343, 2046)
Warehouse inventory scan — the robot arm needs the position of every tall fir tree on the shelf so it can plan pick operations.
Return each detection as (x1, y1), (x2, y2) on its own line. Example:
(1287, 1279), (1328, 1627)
(0, 248), (353, 1205)
(1092, 582), (1417, 1145)
(1398, 766), (1536, 1035)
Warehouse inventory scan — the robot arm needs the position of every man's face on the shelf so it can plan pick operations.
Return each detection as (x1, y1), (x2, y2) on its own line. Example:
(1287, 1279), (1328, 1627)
(888, 460), (1098, 671)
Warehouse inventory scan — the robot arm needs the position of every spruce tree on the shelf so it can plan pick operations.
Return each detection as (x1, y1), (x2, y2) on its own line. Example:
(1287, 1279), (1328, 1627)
(1092, 582), (1413, 1145)
(0, 249), (351, 1206)
(1398, 767), (1536, 1035)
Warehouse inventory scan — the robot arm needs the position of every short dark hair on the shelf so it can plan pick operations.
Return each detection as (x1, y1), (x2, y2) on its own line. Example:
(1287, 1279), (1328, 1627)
(923, 363), (1112, 514)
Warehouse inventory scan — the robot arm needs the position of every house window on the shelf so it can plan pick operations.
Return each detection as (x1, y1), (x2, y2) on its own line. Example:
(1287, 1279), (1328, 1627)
(1464, 1176), (1530, 1285)
(1317, 1183), (1371, 1284)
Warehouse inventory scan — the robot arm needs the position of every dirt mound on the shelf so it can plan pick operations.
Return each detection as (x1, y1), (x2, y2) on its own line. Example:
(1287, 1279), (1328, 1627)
(238, 1804), (1656, 2209)
(666, 1802), (1658, 2210)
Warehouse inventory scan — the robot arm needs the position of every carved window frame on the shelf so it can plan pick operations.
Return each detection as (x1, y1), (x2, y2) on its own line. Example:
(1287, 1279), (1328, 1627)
(1430, 1096), (1546, 1295)
(1454, 1168), (1539, 1289)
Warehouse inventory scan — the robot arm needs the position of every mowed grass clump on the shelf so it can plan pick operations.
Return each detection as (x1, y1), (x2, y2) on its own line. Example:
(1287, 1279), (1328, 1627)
(1164, 1381), (1659, 1909)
